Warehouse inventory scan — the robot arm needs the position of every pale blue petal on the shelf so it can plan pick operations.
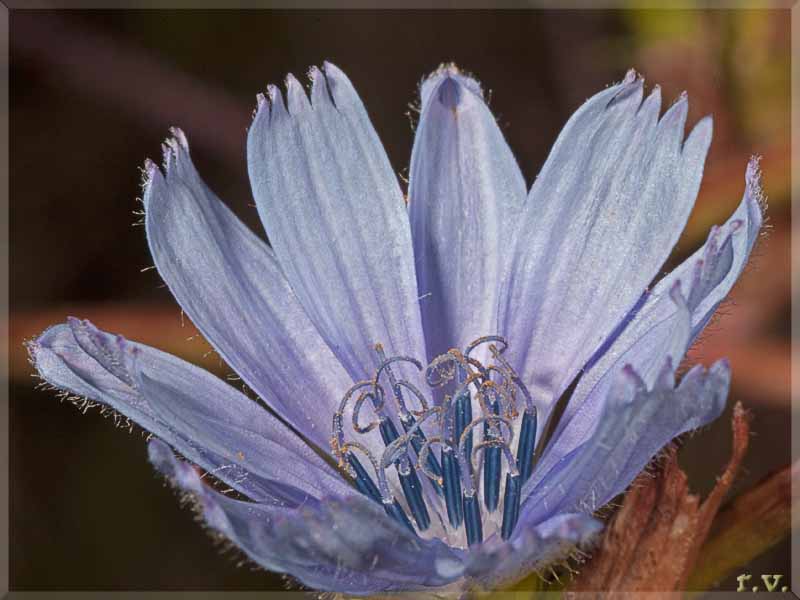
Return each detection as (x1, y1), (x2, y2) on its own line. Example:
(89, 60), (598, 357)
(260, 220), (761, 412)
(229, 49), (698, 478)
(541, 158), (763, 470)
(536, 282), (692, 479)
(500, 73), (713, 426)
(608, 361), (730, 495)
(669, 157), (764, 338)
(143, 132), (362, 454)
(135, 372), (355, 501)
(520, 358), (729, 525)
(466, 513), (601, 588)
(30, 319), (355, 504)
(247, 64), (426, 381)
(409, 67), (525, 361)
(149, 439), (464, 594)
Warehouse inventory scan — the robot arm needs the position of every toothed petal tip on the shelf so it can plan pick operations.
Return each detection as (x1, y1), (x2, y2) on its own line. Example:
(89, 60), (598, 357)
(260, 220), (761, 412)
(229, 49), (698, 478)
(143, 157), (158, 174)
(729, 219), (744, 233)
(430, 61), (462, 77)
(160, 143), (172, 169)
(420, 64), (483, 110)
(142, 158), (160, 185)
(425, 62), (483, 92)
(664, 92), (689, 116)
(321, 60), (341, 75)
(168, 126), (189, 151)
(696, 114), (713, 129)
(615, 364), (646, 398)
(284, 73), (311, 114)
(65, 315), (82, 329)
(147, 439), (218, 520)
(266, 83), (280, 101)
(746, 155), (763, 187)
(141, 157), (166, 205)
(320, 62), (360, 108)
(655, 357), (676, 388)
(743, 155), (767, 218)
(711, 357), (731, 377)
(668, 279), (687, 305)
(309, 66), (333, 107)
(607, 75), (644, 108)
(147, 438), (175, 473)
(436, 76), (461, 108)
(257, 84), (286, 123)
(308, 64), (323, 79)
(320, 61), (354, 89)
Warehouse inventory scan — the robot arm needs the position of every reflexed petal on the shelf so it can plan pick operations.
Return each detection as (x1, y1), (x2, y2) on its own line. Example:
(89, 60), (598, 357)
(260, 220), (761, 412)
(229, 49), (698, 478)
(658, 157), (764, 339)
(538, 282), (692, 477)
(543, 158), (763, 467)
(409, 67), (525, 361)
(149, 438), (465, 594)
(29, 319), (355, 504)
(604, 362), (730, 498)
(500, 72), (713, 424)
(466, 512), (601, 589)
(520, 358), (730, 526)
(143, 132), (361, 453)
(247, 63), (426, 381)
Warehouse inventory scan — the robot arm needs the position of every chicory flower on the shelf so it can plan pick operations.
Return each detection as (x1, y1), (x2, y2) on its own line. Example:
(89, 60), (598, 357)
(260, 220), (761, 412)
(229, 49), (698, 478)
(28, 63), (763, 595)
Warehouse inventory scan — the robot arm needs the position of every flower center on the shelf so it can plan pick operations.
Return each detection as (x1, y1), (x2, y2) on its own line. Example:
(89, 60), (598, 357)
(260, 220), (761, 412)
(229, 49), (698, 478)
(330, 336), (538, 547)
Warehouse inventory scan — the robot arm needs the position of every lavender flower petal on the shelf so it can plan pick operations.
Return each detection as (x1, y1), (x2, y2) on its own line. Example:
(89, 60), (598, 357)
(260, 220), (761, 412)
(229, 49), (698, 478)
(143, 133), (364, 454)
(136, 371), (355, 501)
(29, 64), (764, 592)
(247, 63), (426, 382)
(652, 157), (764, 340)
(500, 72), (713, 423)
(149, 438), (465, 594)
(466, 512), (601, 589)
(409, 67), (525, 362)
(543, 159), (763, 471)
(29, 319), (355, 503)
(535, 281), (693, 480)
(519, 357), (729, 526)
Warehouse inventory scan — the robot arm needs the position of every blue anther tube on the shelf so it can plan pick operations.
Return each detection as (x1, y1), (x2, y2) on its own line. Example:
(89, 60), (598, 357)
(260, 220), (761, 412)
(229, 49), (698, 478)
(401, 414), (443, 496)
(440, 446), (463, 528)
(347, 453), (382, 503)
(483, 401), (502, 512)
(380, 418), (431, 531)
(384, 499), (416, 534)
(454, 389), (473, 466)
(500, 472), (521, 540)
(516, 407), (538, 483)
(398, 462), (430, 530)
(347, 453), (415, 534)
(463, 493), (483, 546)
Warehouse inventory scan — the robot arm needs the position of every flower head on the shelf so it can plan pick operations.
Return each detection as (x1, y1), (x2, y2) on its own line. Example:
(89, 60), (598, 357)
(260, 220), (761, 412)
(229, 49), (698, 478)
(28, 63), (763, 594)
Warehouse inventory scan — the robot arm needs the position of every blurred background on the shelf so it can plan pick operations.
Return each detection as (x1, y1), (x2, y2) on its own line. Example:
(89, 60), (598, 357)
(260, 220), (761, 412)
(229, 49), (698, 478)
(9, 8), (791, 592)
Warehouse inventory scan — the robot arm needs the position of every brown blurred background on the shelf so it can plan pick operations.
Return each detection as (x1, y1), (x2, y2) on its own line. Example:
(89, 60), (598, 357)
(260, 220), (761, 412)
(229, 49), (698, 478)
(9, 9), (791, 592)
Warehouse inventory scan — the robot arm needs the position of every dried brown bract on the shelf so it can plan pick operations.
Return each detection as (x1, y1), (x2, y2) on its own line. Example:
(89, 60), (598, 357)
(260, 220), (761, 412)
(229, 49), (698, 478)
(566, 402), (751, 598)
